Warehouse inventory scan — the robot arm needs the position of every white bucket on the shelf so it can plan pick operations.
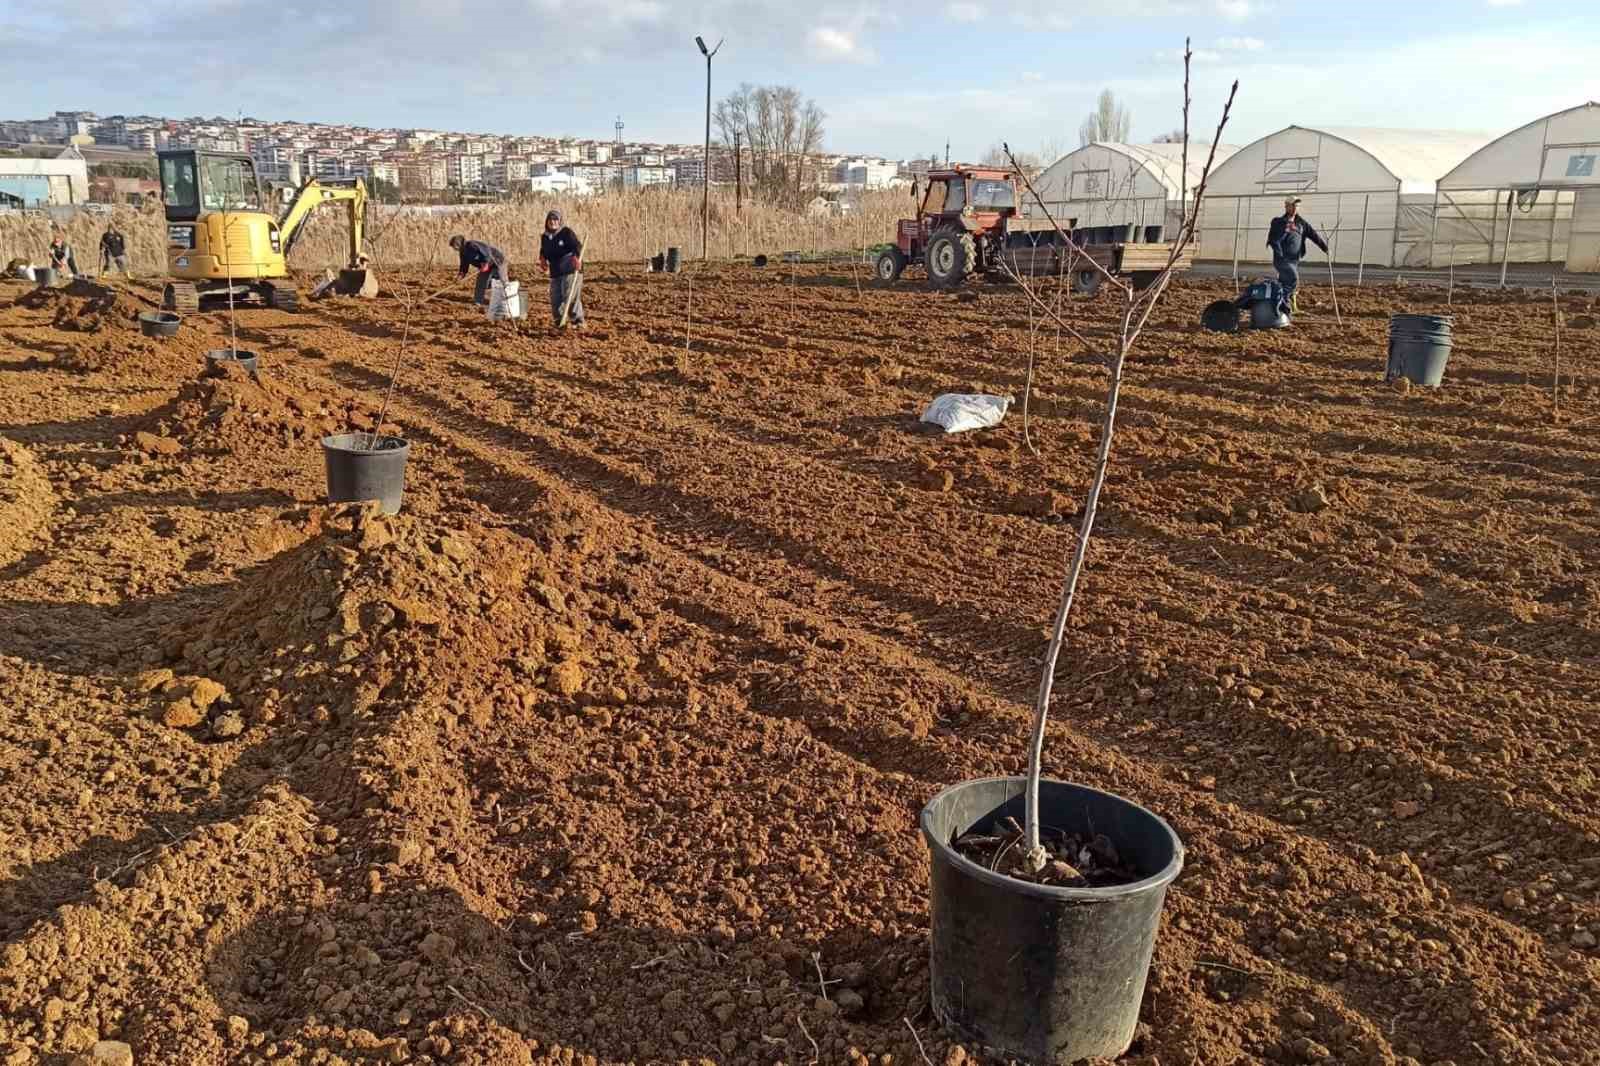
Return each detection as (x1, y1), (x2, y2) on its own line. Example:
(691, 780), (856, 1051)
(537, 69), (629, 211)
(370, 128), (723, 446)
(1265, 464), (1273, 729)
(487, 279), (525, 320)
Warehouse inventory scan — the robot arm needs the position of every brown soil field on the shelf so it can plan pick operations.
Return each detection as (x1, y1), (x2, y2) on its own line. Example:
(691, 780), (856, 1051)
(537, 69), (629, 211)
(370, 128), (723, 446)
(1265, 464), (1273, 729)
(1, 263), (1598, 1066)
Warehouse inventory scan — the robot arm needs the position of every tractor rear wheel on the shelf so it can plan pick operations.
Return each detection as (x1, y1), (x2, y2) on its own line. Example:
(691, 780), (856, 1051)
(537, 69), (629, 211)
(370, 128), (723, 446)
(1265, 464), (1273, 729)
(875, 248), (907, 282)
(925, 230), (975, 289)
(1071, 268), (1103, 295)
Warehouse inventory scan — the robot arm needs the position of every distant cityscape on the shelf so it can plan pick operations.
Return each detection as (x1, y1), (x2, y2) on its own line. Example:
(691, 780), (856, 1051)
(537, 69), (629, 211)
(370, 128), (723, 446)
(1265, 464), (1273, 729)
(1, 109), (923, 208)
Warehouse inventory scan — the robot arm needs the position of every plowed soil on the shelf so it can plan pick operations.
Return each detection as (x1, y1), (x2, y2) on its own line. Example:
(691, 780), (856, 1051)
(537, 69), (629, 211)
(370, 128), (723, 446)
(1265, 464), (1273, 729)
(2, 266), (1598, 1066)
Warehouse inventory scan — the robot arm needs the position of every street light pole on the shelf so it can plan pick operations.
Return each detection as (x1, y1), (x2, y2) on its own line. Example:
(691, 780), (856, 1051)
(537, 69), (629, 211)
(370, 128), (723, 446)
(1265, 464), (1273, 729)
(695, 35), (723, 261)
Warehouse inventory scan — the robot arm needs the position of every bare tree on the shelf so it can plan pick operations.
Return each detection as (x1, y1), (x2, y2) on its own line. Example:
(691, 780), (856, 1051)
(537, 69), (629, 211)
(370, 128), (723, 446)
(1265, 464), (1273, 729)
(999, 42), (1238, 875)
(713, 84), (826, 205)
(981, 143), (1044, 179)
(1152, 128), (1186, 144)
(1078, 89), (1131, 146)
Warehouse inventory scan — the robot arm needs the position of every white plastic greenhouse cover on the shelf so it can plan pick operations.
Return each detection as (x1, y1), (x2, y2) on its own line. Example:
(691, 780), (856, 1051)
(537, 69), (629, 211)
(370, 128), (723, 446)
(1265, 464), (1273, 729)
(1204, 126), (1495, 196)
(1312, 128), (1497, 194)
(1059, 142), (1241, 199)
(1438, 101), (1600, 189)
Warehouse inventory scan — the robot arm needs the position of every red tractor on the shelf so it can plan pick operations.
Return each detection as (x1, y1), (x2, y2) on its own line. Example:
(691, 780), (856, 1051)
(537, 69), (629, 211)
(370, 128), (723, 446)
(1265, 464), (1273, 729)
(876, 165), (1188, 292)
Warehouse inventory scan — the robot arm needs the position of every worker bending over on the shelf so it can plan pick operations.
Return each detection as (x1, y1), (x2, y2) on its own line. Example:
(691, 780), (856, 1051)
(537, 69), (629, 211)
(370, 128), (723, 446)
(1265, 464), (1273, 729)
(538, 210), (585, 330)
(449, 235), (509, 307)
(47, 232), (78, 277)
(1266, 196), (1328, 314)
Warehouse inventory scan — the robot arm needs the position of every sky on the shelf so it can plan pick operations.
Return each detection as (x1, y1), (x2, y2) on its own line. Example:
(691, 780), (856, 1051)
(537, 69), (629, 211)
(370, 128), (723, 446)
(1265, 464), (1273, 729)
(3, 0), (1598, 161)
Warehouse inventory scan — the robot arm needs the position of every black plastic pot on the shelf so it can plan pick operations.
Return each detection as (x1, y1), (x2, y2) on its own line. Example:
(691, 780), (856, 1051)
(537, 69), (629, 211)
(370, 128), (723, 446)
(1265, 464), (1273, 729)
(665, 247), (682, 273)
(1387, 313), (1453, 386)
(204, 348), (259, 375)
(753, 254), (769, 268)
(920, 776), (1184, 1064)
(35, 267), (58, 288)
(650, 253), (666, 273)
(322, 433), (411, 515)
(1201, 299), (1241, 333)
(139, 311), (182, 338)
(1248, 299), (1289, 330)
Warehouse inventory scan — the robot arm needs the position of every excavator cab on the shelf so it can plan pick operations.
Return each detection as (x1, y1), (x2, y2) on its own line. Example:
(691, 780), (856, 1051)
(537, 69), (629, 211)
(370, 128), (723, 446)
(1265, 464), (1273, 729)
(157, 148), (375, 312)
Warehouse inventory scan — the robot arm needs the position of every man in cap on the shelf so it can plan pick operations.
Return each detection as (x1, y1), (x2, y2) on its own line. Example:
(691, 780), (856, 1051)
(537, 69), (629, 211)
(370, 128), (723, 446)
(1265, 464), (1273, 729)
(99, 222), (132, 279)
(538, 209), (584, 329)
(1266, 197), (1328, 315)
(47, 230), (78, 277)
(449, 235), (509, 307)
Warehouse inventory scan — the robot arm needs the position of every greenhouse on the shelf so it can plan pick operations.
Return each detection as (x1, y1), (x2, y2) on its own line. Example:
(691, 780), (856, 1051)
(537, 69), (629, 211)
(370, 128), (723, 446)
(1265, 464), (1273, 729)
(1025, 142), (1239, 236)
(1432, 101), (1600, 273)
(1193, 125), (1493, 269)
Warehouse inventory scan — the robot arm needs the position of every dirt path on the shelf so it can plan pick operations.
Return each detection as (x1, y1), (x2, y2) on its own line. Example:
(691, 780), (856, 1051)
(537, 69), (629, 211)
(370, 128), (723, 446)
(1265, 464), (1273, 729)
(1, 266), (1598, 1066)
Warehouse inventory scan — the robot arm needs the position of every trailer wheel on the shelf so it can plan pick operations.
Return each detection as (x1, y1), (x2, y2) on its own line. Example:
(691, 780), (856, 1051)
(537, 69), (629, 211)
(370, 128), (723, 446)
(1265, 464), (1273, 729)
(1071, 268), (1103, 295)
(925, 229), (975, 289)
(875, 248), (907, 282)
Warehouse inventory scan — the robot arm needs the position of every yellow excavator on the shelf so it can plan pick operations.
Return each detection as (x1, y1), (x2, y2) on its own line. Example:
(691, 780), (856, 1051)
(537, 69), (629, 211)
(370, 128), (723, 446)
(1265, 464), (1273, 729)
(157, 148), (377, 312)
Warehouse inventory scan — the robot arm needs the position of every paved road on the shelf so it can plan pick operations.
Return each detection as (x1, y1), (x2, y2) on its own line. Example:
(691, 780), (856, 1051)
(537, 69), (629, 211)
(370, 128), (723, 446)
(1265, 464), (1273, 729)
(1193, 258), (1600, 294)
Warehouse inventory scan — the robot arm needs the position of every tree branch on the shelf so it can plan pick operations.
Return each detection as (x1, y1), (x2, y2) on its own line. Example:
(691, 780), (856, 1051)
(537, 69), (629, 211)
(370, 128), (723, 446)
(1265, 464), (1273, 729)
(1019, 51), (1240, 873)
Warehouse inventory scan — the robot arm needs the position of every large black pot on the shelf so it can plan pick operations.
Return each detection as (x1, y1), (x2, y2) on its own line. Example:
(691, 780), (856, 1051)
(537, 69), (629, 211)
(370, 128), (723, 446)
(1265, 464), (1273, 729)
(1387, 313), (1453, 386)
(138, 311), (182, 338)
(920, 776), (1184, 1064)
(204, 348), (259, 375)
(321, 433), (411, 515)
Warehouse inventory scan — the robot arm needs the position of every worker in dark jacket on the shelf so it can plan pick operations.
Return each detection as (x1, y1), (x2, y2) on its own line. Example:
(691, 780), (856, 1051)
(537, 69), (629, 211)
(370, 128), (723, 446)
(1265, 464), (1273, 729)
(1266, 197), (1328, 314)
(449, 235), (508, 306)
(538, 210), (584, 329)
(99, 223), (132, 278)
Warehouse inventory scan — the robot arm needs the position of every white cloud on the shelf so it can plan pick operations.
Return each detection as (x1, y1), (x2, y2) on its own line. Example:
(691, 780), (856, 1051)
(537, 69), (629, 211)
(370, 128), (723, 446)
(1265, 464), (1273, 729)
(1021, 70), (1043, 82)
(1216, 35), (1265, 51)
(1213, 0), (1256, 17)
(946, 1), (985, 20)
(807, 26), (875, 63)
(1155, 47), (1222, 63)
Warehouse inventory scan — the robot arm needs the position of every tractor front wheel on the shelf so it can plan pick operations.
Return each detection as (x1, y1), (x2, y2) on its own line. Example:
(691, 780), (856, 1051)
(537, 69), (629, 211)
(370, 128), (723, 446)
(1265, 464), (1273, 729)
(875, 248), (907, 282)
(1071, 268), (1103, 296)
(925, 230), (975, 289)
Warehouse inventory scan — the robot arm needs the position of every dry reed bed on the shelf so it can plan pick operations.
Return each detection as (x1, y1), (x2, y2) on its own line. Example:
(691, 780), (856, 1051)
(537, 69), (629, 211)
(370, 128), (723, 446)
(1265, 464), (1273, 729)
(0, 189), (909, 277)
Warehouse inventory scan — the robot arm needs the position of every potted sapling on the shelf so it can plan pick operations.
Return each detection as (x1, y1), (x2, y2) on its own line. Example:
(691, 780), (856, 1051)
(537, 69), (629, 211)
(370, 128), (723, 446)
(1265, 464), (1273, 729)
(919, 48), (1238, 1064)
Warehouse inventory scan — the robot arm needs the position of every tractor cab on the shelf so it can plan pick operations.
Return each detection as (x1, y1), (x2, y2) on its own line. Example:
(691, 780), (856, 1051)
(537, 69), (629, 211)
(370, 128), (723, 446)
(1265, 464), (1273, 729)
(158, 149), (267, 223)
(878, 166), (1045, 287)
(915, 167), (1018, 224)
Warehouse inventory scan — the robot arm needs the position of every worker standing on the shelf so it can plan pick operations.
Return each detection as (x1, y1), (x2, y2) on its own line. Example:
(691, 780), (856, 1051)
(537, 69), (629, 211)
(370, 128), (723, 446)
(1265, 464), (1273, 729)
(448, 235), (508, 307)
(47, 232), (78, 277)
(99, 223), (132, 279)
(538, 209), (585, 330)
(1266, 196), (1328, 315)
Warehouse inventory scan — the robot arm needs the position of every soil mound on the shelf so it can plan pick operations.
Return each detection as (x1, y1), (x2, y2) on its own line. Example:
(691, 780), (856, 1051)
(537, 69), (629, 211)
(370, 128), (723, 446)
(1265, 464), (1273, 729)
(150, 503), (607, 739)
(0, 435), (53, 567)
(14, 280), (141, 334)
(141, 365), (391, 451)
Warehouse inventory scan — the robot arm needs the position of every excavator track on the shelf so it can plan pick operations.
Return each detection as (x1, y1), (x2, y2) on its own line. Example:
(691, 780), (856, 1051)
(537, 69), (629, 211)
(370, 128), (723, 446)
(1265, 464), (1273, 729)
(162, 282), (199, 314)
(262, 282), (300, 313)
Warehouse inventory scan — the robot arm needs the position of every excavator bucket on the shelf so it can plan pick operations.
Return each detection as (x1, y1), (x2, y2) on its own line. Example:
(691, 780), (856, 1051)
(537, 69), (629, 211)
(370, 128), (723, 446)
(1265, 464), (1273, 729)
(335, 268), (379, 298)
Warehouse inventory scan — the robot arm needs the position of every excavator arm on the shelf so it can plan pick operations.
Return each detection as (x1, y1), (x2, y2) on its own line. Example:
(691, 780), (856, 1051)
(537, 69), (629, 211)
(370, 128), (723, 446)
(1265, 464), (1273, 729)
(277, 177), (377, 296)
(278, 178), (368, 263)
